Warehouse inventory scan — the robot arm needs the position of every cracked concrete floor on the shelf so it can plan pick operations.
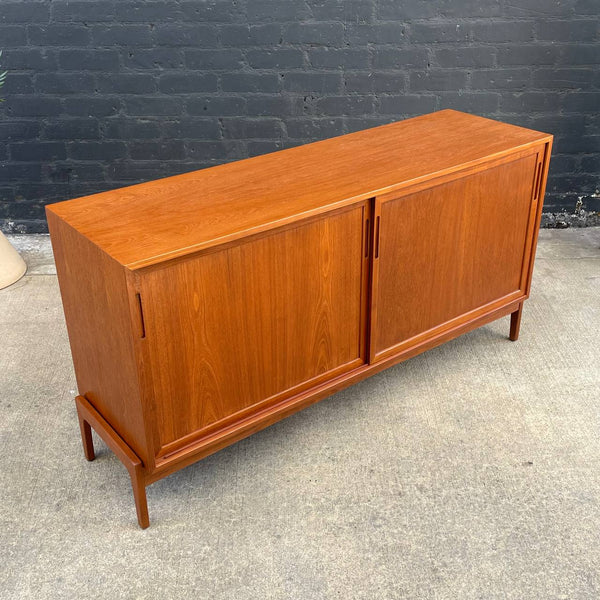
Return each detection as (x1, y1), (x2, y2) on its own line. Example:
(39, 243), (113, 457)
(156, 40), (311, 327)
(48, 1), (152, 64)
(1, 229), (599, 600)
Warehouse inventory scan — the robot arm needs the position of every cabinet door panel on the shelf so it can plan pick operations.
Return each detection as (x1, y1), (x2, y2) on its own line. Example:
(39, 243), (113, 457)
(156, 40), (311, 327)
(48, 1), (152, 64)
(138, 204), (369, 455)
(371, 153), (539, 360)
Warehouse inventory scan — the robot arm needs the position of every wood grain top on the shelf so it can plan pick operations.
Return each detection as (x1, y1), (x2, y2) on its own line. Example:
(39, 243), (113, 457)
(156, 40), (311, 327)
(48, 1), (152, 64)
(46, 109), (552, 270)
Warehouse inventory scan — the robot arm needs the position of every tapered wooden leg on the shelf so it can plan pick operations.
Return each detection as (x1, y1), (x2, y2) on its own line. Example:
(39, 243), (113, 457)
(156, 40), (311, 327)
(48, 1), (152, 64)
(75, 395), (151, 529)
(509, 303), (523, 341)
(129, 464), (150, 529)
(77, 412), (96, 461)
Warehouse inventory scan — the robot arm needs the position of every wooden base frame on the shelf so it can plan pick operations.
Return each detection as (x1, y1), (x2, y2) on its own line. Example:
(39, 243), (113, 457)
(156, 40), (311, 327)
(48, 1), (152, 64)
(75, 303), (523, 529)
(76, 395), (149, 529)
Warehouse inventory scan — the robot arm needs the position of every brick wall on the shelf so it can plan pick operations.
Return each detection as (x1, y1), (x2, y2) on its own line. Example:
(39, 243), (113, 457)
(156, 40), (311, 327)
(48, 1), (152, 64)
(1, 0), (598, 232)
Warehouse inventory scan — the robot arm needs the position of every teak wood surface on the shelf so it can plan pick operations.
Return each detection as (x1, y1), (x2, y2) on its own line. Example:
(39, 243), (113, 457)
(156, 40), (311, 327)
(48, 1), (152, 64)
(46, 110), (553, 528)
(137, 202), (370, 458)
(47, 109), (551, 270)
(370, 152), (541, 361)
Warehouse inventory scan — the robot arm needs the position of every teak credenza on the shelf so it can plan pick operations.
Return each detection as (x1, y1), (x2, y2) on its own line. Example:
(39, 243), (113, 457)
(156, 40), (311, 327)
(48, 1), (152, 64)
(47, 110), (552, 528)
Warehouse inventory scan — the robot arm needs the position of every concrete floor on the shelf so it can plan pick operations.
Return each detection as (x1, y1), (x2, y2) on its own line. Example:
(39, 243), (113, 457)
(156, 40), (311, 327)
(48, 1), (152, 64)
(1, 229), (599, 600)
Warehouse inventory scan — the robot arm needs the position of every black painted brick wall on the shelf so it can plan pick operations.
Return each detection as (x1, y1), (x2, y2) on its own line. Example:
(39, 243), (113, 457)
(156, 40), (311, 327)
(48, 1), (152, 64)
(0, 0), (598, 232)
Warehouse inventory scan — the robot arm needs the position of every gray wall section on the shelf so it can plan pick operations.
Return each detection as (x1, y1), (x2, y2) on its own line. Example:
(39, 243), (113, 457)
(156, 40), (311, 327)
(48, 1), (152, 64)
(0, 0), (598, 232)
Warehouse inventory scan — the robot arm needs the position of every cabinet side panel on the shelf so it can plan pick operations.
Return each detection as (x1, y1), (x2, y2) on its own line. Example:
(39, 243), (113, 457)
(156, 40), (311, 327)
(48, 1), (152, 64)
(47, 211), (150, 465)
(137, 205), (367, 453)
(373, 153), (537, 356)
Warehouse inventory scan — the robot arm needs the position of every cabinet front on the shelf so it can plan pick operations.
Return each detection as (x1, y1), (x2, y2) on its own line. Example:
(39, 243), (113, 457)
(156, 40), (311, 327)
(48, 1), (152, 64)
(370, 150), (544, 361)
(136, 203), (370, 458)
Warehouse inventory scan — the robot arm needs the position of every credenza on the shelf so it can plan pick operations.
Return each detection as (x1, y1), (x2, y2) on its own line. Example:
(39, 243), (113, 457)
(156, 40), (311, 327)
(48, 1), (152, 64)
(47, 110), (552, 528)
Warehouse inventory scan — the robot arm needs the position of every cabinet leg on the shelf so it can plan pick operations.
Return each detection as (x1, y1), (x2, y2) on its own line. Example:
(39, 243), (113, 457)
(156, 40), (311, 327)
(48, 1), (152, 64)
(77, 412), (95, 461)
(129, 464), (150, 529)
(75, 395), (151, 529)
(509, 303), (523, 341)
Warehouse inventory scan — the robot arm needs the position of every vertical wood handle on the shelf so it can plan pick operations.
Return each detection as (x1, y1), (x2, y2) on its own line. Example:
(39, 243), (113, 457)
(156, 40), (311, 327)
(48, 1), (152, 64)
(136, 293), (146, 339)
(374, 216), (381, 259)
(532, 161), (543, 200)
